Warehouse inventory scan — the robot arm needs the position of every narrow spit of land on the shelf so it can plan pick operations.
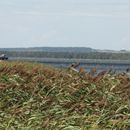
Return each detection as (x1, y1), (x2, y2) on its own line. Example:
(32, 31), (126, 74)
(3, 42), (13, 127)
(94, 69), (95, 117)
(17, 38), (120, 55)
(0, 61), (130, 130)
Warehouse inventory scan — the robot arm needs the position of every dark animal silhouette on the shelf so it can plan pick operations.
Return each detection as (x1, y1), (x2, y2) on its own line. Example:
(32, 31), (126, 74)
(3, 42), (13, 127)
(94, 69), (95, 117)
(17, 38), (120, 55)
(126, 67), (130, 72)
(70, 62), (80, 68)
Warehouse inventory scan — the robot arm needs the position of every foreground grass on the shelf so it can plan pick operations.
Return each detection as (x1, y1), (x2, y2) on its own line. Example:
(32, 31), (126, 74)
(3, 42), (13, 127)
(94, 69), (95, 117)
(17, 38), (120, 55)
(0, 61), (130, 130)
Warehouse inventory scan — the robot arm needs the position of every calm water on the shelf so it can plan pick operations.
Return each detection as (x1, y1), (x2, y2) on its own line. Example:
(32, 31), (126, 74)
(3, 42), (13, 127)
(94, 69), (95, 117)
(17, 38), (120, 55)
(43, 62), (130, 73)
(10, 57), (130, 73)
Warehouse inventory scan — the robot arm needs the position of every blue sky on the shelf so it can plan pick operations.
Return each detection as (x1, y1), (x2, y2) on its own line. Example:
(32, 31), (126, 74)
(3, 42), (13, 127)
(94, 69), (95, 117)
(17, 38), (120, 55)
(0, 0), (130, 50)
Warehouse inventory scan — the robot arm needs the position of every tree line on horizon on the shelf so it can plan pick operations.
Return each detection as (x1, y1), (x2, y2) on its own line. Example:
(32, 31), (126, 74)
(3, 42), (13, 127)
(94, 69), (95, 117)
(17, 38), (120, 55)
(0, 51), (130, 60)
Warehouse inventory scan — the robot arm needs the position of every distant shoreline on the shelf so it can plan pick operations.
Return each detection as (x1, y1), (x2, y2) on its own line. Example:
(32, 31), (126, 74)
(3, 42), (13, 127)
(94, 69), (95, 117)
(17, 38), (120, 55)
(9, 57), (130, 65)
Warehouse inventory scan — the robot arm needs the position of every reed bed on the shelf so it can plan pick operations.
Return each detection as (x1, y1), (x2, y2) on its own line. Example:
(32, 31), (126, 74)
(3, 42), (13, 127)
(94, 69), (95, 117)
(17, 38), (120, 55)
(0, 61), (130, 130)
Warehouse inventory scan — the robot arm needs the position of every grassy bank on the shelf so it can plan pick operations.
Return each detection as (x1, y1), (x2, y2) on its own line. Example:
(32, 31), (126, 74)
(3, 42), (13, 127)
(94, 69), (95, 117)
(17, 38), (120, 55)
(0, 61), (130, 130)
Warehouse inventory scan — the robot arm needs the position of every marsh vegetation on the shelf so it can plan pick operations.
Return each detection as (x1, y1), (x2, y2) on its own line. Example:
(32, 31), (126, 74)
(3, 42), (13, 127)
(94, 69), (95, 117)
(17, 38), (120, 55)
(0, 61), (130, 129)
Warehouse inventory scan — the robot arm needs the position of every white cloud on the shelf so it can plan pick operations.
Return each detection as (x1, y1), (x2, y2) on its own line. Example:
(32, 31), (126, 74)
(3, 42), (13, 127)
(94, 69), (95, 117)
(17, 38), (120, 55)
(13, 10), (130, 19)
(14, 11), (41, 16)
(31, 30), (58, 43)
(1, 0), (129, 19)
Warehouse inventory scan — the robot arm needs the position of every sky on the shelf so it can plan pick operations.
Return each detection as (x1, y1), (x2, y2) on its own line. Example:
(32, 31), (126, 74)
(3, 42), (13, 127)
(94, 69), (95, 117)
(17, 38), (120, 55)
(0, 0), (130, 50)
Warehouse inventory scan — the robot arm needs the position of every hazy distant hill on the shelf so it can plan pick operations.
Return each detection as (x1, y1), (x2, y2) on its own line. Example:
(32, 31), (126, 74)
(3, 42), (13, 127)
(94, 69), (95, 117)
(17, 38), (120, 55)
(0, 47), (129, 53)
(0, 47), (96, 53)
(1, 47), (130, 60)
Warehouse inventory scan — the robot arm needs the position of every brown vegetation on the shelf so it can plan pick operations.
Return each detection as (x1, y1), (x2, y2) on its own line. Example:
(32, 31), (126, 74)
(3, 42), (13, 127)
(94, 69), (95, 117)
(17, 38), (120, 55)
(0, 61), (130, 130)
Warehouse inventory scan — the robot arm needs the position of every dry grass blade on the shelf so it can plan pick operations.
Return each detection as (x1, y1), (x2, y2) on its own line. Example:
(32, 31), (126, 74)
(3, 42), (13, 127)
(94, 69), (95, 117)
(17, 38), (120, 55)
(0, 61), (130, 130)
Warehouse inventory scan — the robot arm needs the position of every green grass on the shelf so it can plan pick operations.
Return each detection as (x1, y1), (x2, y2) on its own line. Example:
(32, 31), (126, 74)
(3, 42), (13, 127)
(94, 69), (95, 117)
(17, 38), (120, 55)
(0, 61), (130, 130)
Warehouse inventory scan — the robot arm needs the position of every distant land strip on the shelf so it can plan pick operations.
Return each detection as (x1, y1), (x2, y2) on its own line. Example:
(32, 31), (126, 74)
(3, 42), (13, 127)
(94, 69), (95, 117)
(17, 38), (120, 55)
(9, 57), (130, 65)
